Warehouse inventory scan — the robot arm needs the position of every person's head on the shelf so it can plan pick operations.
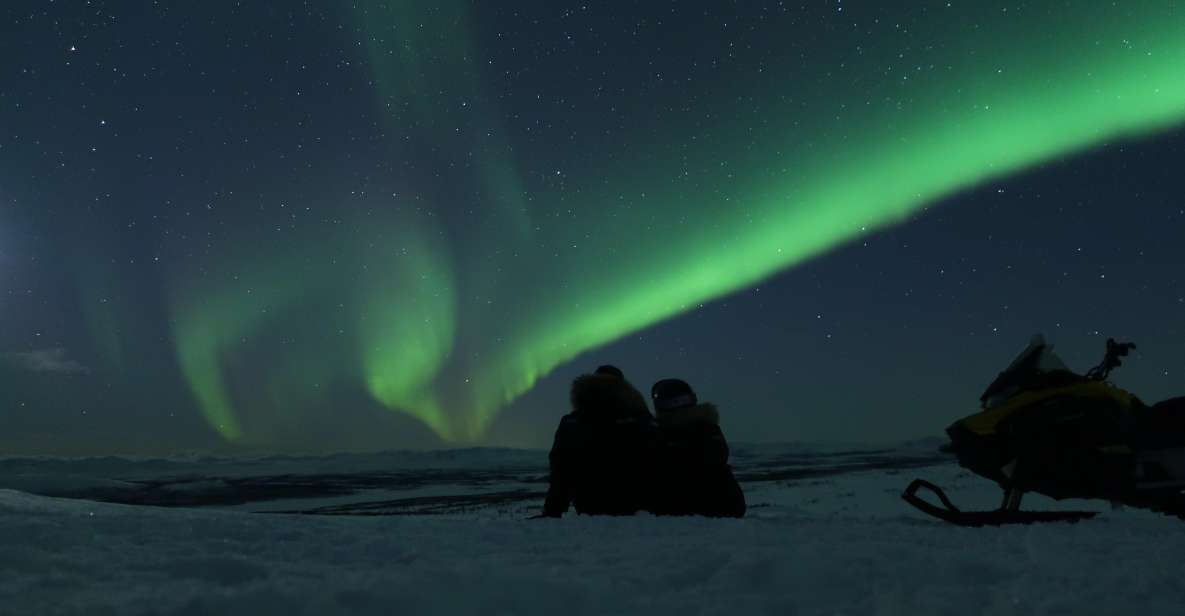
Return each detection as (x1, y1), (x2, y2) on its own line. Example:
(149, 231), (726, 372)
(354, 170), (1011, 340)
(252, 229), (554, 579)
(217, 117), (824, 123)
(570, 365), (650, 418)
(651, 378), (698, 411)
(594, 364), (625, 379)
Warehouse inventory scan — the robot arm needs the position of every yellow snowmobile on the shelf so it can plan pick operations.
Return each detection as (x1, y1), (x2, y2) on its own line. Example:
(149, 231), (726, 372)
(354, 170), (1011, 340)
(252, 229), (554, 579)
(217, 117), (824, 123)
(903, 335), (1185, 526)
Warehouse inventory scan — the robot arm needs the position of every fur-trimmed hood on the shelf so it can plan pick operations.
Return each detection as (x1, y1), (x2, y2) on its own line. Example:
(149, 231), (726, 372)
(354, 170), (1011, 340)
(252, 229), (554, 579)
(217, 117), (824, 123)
(656, 403), (719, 428)
(569, 374), (652, 420)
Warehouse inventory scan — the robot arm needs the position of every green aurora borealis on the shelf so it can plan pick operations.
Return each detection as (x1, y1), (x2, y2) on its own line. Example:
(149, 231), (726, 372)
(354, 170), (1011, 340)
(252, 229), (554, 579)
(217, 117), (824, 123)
(56, 2), (1185, 446)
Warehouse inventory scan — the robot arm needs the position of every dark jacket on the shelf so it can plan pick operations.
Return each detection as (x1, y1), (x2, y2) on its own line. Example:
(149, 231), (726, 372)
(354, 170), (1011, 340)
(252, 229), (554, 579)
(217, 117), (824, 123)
(653, 403), (746, 518)
(543, 374), (661, 517)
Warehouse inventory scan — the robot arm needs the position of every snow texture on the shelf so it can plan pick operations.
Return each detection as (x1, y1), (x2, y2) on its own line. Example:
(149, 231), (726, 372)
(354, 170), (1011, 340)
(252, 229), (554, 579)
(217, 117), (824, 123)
(2, 442), (1184, 615)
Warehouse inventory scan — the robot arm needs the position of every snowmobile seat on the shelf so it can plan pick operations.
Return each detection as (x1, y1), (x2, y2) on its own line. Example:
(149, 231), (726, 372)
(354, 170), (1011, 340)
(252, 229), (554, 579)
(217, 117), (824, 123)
(1133, 397), (1185, 449)
(1152, 397), (1185, 415)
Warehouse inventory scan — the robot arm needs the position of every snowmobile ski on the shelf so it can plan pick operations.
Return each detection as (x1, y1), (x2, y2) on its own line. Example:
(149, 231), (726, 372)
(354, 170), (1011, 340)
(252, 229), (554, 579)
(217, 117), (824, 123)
(902, 479), (1097, 527)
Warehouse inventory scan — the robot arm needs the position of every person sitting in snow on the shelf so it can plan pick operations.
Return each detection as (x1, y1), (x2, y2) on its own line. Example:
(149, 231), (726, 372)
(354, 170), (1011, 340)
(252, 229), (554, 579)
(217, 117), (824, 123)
(541, 365), (662, 517)
(649, 378), (746, 518)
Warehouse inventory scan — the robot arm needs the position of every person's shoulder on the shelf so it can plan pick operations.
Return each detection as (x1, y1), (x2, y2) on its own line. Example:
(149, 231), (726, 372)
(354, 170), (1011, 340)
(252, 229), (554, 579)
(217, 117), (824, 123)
(551, 412), (582, 438)
(550, 413), (586, 451)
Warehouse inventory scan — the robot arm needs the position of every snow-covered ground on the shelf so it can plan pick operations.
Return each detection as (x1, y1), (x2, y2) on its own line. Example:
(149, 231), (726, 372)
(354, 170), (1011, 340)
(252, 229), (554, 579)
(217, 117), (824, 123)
(3, 442), (1184, 615)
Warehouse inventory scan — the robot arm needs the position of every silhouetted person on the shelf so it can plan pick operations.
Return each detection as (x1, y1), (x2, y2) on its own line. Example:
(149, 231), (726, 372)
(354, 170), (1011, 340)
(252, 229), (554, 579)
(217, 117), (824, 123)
(541, 365), (661, 517)
(650, 378), (746, 518)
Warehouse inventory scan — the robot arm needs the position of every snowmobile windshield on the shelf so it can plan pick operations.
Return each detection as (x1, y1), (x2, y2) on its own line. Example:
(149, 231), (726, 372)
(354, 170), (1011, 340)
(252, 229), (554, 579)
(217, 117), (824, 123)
(980, 335), (1072, 409)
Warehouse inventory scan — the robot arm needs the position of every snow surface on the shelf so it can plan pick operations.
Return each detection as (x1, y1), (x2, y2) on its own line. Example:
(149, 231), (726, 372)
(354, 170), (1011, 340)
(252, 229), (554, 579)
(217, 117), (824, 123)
(3, 443), (1185, 615)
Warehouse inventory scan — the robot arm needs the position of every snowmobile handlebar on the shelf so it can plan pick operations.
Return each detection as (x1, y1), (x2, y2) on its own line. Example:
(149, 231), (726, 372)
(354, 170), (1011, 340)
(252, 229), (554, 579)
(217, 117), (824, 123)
(1086, 338), (1137, 381)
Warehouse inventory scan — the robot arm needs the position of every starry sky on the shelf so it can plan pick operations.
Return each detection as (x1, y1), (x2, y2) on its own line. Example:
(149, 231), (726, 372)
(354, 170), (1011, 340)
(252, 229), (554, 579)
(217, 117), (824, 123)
(1, 1), (1183, 455)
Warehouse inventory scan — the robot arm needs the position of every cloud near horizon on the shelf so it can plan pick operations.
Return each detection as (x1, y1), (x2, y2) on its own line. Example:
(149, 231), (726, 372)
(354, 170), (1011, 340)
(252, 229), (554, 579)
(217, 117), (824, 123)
(2, 348), (90, 375)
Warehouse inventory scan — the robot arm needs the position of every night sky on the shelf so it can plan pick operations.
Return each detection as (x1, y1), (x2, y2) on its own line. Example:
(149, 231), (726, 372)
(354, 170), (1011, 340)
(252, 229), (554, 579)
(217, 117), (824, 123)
(1, 1), (1182, 455)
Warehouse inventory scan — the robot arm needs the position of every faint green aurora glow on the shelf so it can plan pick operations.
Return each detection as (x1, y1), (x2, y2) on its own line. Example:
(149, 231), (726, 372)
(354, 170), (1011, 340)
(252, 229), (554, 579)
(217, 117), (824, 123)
(359, 229), (459, 440)
(171, 217), (459, 441)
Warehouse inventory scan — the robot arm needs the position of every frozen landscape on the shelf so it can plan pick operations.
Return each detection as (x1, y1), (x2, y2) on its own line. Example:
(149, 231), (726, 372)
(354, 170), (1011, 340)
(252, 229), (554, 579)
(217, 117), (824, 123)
(3, 440), (1185, 615)
(6, 1), (1185, 615)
